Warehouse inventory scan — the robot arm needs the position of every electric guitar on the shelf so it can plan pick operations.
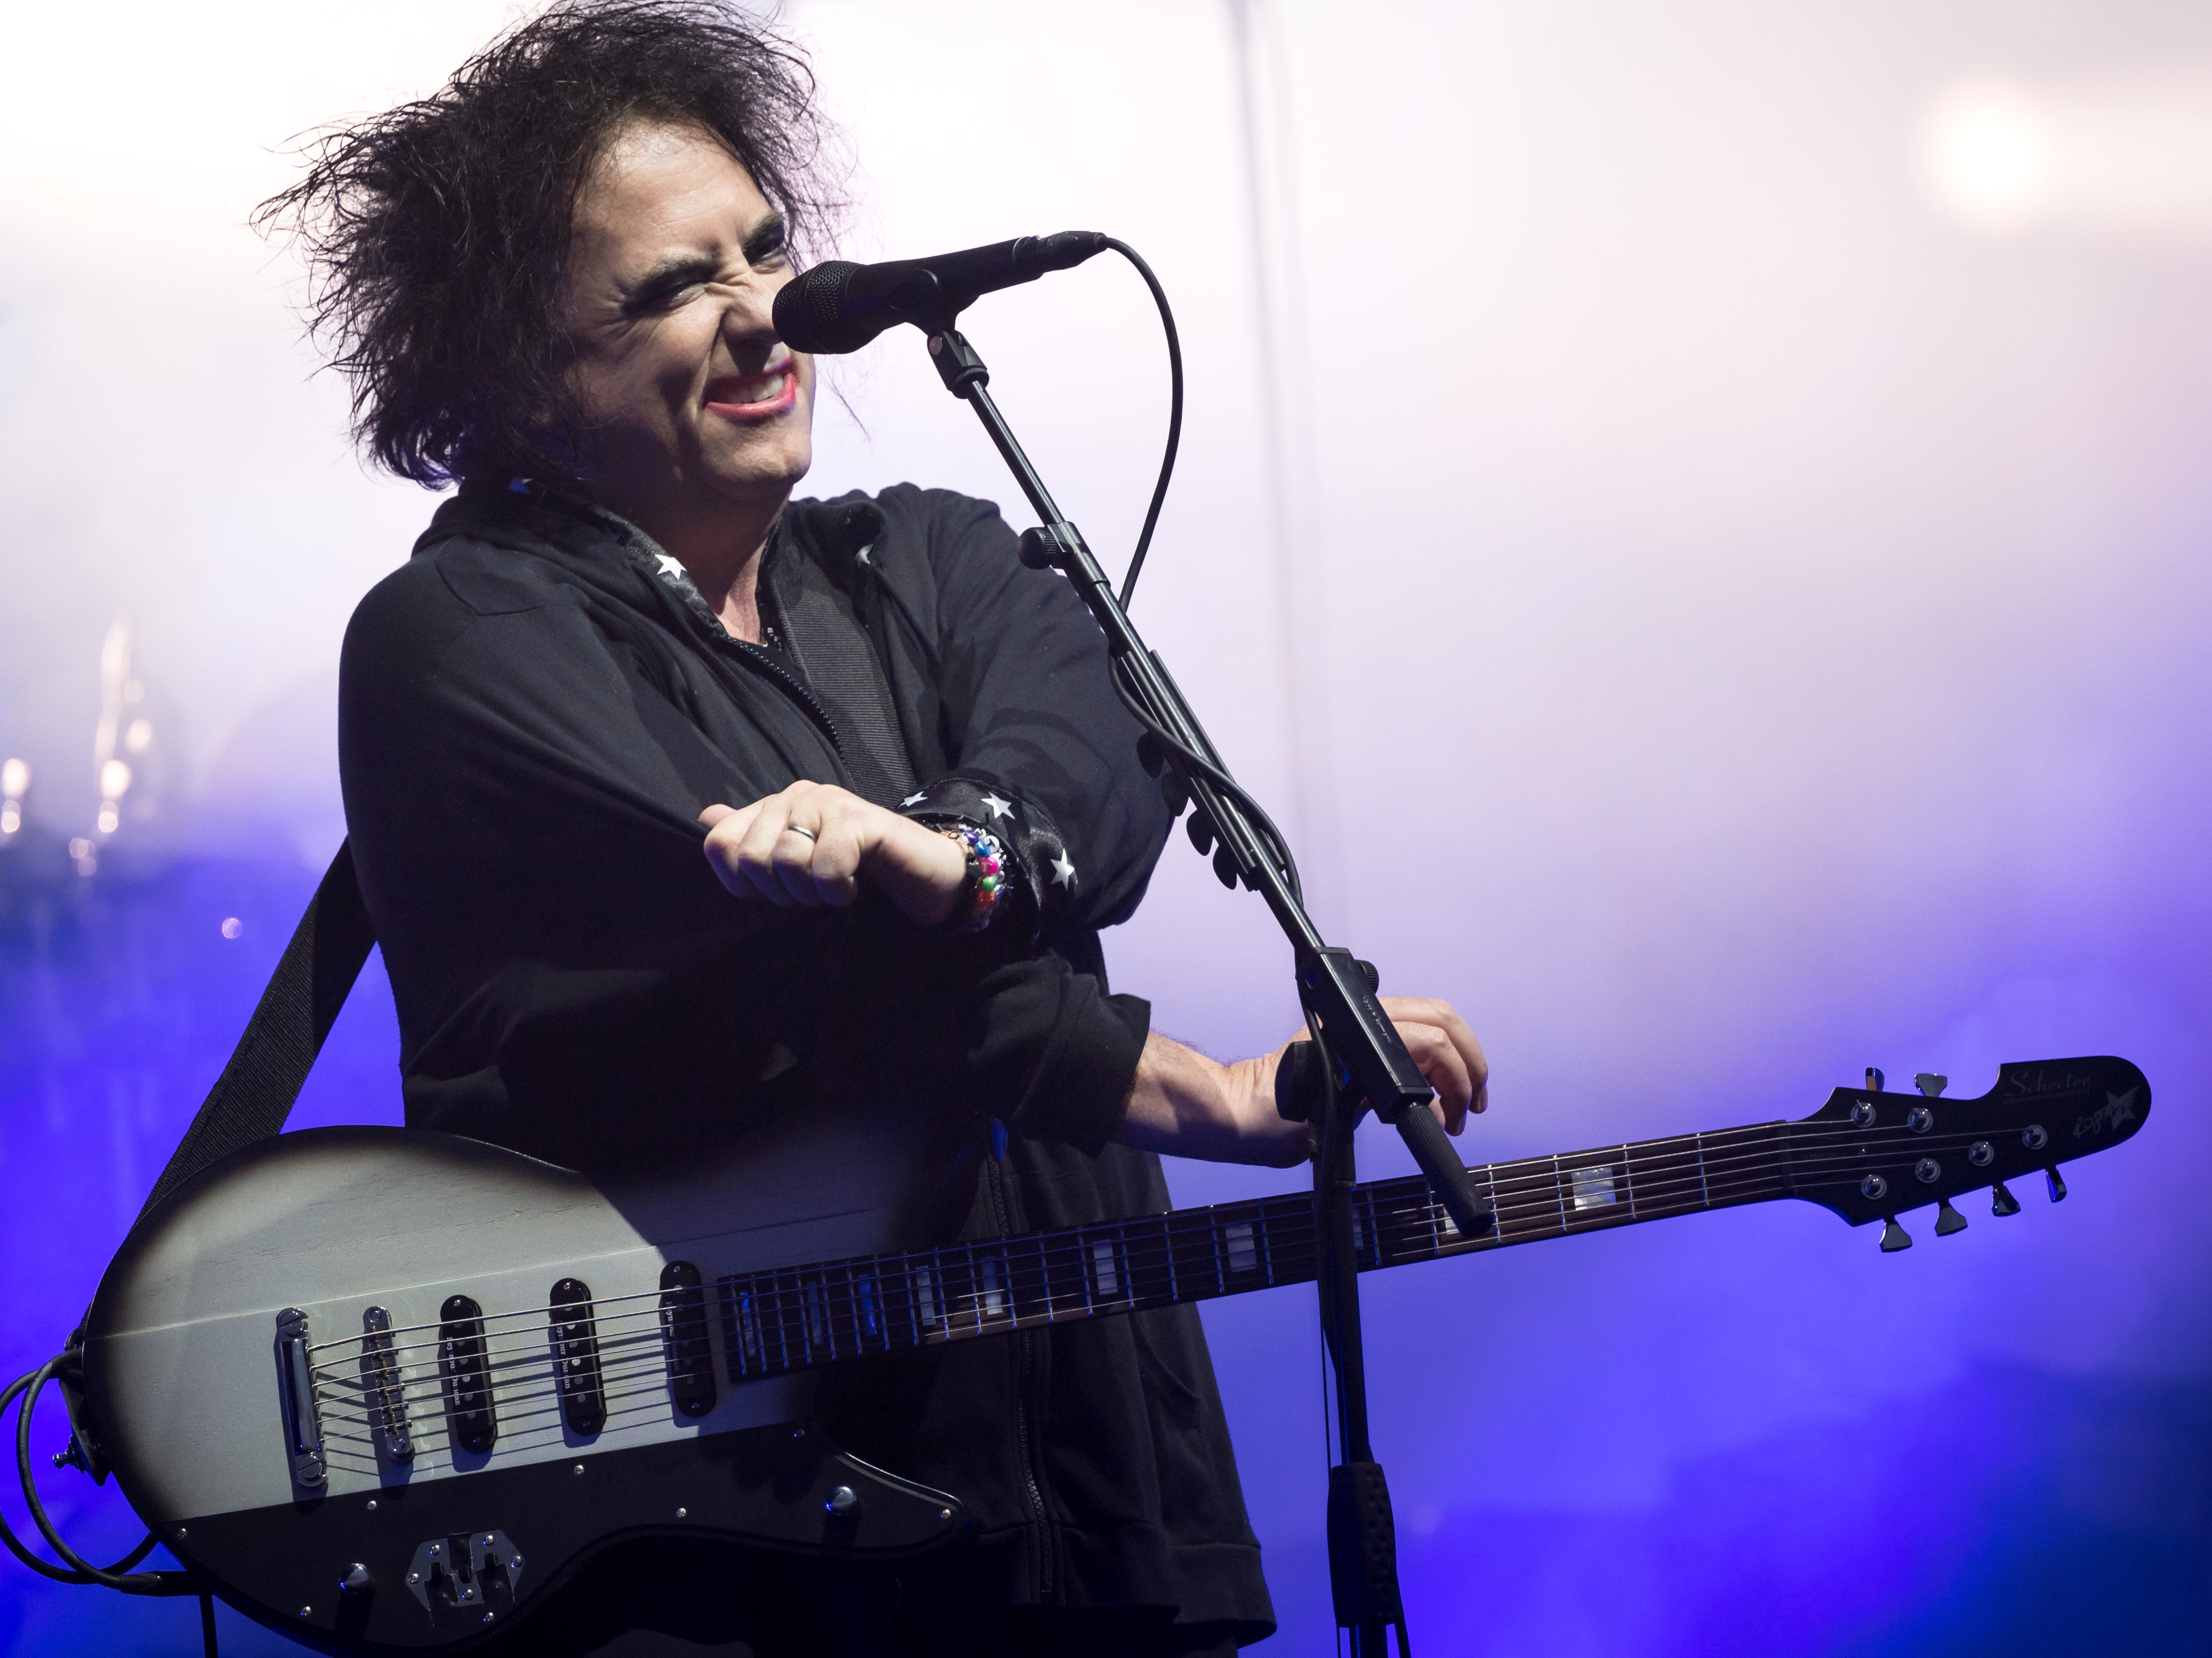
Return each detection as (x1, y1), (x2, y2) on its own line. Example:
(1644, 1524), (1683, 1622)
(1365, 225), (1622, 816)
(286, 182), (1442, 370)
(77, 1055), (2148, 1652)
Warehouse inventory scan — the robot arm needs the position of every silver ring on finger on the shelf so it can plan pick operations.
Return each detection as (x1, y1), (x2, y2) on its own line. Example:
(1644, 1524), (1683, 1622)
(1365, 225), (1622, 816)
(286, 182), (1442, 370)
(780, 824), (818, 843)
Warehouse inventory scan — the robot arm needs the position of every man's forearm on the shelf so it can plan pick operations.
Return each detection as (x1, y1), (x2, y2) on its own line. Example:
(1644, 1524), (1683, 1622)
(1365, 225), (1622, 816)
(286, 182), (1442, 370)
(1116, 1032), (1309, 1168)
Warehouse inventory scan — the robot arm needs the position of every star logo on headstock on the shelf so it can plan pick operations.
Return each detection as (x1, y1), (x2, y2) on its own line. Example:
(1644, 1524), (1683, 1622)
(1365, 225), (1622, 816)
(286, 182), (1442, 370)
(2072, 1086), (2142, 1141)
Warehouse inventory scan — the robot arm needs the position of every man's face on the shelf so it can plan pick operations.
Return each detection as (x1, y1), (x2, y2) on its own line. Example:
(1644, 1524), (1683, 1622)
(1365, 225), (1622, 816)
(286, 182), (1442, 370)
(561, 119), (814, 529)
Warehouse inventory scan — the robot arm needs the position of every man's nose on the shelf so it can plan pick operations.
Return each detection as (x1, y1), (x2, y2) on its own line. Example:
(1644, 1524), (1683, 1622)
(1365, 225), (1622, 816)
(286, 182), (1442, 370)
(719, 276), (782, 349)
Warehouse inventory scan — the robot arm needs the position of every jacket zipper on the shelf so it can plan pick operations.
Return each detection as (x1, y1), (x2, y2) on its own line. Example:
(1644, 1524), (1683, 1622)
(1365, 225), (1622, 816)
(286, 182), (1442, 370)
(722, 636), (847, 760)
(984, 1155), (1055, 1600)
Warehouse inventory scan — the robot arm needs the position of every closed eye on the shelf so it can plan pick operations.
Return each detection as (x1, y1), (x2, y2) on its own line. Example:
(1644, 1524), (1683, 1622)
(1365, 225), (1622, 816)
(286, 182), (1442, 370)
(622, 257), (722, 317)
(618, 216), (788, 317)
(743, 215), (789, 267)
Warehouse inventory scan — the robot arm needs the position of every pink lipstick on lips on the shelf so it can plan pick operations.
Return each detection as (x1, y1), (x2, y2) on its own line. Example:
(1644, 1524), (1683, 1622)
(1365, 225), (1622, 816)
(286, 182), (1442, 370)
(704, 361), (799, 420)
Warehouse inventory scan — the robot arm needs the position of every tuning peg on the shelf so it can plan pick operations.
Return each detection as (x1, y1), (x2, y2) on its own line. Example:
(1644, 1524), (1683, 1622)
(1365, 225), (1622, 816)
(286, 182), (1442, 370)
(1865, 1067), (1885, 1092)
(1914, 1073), (1947, 1098)
(1934, 1199), (1968, 1236)
(2045, 1166), (2067, 1203)
(1879, 1215), (1912, 1252)
(1990, 1181), (2021, 1217)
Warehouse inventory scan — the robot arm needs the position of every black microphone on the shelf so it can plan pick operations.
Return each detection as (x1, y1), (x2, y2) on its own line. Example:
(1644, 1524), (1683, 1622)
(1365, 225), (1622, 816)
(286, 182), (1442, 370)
(773, 232), (1109, 354)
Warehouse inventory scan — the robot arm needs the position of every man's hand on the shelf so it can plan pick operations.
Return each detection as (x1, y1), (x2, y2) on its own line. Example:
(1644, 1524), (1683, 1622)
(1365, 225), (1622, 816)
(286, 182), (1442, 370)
(699, 781), (968, 926)
(1118, 997), (1489, 1167)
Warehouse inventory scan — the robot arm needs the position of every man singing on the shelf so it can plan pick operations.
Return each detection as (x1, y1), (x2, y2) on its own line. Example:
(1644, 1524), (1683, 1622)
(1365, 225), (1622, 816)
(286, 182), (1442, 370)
(274, 2), (1486, 1651)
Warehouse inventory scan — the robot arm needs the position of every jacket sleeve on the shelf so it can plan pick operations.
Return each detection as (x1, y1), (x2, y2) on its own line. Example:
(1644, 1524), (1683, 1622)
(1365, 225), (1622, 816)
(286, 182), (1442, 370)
(881, 486), (1172, 944)
(339, 542), (841, 1171)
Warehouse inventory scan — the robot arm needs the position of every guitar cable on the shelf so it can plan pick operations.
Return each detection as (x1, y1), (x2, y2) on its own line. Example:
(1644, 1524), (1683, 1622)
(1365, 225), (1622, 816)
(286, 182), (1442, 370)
(3, 1343), (210, 1648)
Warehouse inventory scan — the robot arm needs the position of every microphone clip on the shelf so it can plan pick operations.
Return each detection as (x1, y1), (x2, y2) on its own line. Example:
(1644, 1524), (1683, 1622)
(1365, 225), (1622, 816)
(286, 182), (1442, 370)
(924, 327), (990, 397)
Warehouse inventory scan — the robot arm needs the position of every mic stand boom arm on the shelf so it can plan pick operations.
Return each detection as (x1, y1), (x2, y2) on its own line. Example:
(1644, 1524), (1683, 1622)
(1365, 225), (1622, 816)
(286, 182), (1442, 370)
(920, 324), (1493, 1655)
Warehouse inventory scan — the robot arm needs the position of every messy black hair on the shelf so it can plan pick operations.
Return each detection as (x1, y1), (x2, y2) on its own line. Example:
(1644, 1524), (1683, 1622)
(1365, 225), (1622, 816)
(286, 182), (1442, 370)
(258, 0), (841, 489)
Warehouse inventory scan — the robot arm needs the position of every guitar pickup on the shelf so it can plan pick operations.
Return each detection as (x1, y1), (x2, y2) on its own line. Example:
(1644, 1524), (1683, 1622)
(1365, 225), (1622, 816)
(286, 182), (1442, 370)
(360, 1305), (414, 1462)
(548, 1278), (606, 1436)
(437, 1294), (497, 1453)
(658, 1261), (716, 1418)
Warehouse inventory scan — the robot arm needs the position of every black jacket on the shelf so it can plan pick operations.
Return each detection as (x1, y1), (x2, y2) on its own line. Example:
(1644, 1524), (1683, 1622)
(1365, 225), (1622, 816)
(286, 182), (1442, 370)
(338, 483), (1273, 1646)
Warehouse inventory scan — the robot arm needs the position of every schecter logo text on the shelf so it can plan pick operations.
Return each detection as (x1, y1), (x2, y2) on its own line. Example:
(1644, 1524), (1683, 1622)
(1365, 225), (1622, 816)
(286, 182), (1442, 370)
(2005, 1067), (2090, 1099)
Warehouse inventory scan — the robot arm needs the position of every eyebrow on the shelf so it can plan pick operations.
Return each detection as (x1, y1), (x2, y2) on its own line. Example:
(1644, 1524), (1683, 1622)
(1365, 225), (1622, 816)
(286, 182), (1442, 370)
(620, 213), (788, 309)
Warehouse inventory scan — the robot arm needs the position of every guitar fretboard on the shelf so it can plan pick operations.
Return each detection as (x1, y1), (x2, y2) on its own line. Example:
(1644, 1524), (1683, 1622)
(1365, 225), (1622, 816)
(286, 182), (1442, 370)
(713, 1123), (1794, 1380)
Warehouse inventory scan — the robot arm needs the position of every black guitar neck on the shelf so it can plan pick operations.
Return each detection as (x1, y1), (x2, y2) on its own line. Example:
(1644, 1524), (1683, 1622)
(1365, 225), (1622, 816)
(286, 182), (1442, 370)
(712, 1054), (2150, 1380)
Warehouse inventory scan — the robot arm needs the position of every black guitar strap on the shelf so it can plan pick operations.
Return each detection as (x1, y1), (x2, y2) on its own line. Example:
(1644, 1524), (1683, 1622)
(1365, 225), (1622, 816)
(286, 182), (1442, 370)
(133, 841), (375, 1228)
(132, 547), (912, 1228)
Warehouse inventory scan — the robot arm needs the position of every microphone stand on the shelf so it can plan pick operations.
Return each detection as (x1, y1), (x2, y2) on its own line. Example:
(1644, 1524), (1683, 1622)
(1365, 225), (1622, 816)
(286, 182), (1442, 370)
(917, 322), (1495, 1656)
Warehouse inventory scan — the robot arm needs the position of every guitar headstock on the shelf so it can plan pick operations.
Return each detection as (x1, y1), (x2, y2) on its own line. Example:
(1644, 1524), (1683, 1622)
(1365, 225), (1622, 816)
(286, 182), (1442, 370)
(1789, 1056), (2149, 1249)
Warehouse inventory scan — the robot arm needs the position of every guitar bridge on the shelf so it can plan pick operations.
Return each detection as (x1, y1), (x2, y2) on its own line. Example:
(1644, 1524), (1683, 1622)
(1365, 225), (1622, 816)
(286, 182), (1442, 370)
(359, 1305), (413, 1462)
(273, 1307), (325, 1488)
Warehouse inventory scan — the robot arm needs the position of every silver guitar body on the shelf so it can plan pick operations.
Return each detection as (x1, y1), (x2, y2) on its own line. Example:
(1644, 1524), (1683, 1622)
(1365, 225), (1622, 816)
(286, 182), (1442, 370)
(82, 1114), (967, 1652)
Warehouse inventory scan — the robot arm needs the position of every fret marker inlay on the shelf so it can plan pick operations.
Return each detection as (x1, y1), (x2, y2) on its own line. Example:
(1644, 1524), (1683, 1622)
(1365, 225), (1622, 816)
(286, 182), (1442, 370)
(1571, 1166), (1618, 1210)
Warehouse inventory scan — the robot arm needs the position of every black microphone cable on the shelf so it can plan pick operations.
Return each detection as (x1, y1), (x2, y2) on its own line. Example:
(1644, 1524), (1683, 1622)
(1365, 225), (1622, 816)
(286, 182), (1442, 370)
(1099, 237), (1183, 612)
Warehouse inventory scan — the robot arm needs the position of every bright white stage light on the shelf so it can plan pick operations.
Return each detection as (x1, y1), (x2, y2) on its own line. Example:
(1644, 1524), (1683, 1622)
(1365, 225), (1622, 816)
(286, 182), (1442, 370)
(1920, 78), (2053, 231)
(1920, 70), (2212, 239)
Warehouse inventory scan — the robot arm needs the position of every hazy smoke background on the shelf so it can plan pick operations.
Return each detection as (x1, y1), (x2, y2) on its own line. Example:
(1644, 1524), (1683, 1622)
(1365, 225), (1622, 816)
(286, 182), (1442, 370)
(3, 2), (2208, 1652)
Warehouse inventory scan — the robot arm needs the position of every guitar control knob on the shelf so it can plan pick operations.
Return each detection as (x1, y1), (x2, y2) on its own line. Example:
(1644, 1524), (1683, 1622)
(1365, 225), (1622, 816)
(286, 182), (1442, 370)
(1879, 1216), (1912, 1253)
(826, 1485), (860, 1518)
(2045, 1166), (2068, 1203)
(339, 1563), (372, 1597)
(1934, 1199), (1968, 1236)
(1991, 1182), (2021, 1217)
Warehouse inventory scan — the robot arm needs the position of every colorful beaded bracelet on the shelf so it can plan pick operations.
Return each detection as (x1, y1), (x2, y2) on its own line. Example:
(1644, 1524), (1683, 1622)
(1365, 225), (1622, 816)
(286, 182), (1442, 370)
(938, 823), (1009, 934)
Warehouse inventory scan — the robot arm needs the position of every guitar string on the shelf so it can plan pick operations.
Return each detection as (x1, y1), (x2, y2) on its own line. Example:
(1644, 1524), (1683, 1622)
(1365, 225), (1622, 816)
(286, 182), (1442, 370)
(296, 1114), (2061, 1363)
(330, 1104), (2079, 1388)
(313, 1188), (2026, 1456)
(298, 1140), (2053, 1397)
(312, 1105), (2020, 1446)
(307, 1158), (2031, 1450)
(298, 1116), (2059, 1371)
(316, 1384), (693, 1455)
(313, 1352), (706, 1441)
(300, 1135), (2062, 1429)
